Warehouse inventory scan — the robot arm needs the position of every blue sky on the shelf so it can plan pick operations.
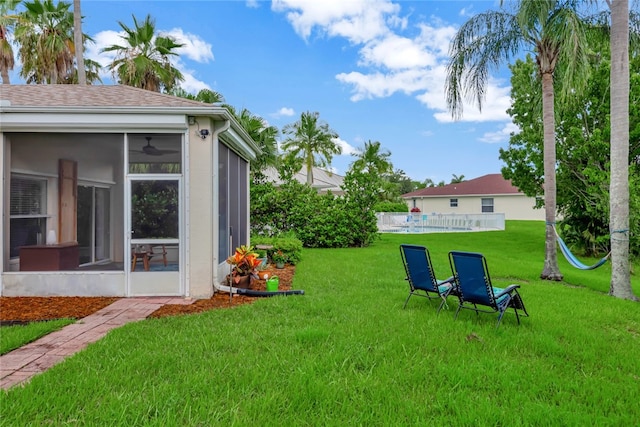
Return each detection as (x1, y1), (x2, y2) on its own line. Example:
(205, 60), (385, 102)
(13, 0), (520, 184)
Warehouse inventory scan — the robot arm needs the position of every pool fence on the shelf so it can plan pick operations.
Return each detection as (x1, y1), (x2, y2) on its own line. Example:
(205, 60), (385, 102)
(376, 212), (505, 233)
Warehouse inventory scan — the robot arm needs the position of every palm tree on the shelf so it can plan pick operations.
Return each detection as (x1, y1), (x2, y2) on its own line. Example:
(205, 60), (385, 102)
(281, 111), (341, 186)
(351, 140), (393, 175)
(61, 57), (101, 84)
(14, 0), (76, 84)
(451, 174), (465, 184)
(351, 140), (398, 201)
(73, 0), (85, 85)
(226, 105), (279, 178)
(168, 87), (224, 103)
(102, 14), (184, 92)
(0, 0), (20, 84)
(446, 0), (592, 281)
(608, 0), (637, 300)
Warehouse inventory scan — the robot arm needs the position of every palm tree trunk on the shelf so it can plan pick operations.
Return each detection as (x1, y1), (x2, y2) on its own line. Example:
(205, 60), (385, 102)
(306, 154), (314, 186)
(1, 68), (9, 84)
(609, 0), (636, 300)
(73, 0), (86, 85)
(540, 71), (563, 281)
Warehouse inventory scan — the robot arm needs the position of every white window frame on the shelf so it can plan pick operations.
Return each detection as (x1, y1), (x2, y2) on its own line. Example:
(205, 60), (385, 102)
(9, 174), (51, 258)
(481, 198), (494, 213)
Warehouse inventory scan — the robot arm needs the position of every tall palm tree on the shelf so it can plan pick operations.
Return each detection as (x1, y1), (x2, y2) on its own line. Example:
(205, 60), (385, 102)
(351, 140), (396, 201)
(102, 14), (184, 92)
(351, 140), (393, 175)
(0, 0), (20, 84)
(281, 111), (341, 186)
(73, 0), (85, 85)
(446, 0), (592, 281)
(15, 0), (76, 84)
(608, 0), (637, 300)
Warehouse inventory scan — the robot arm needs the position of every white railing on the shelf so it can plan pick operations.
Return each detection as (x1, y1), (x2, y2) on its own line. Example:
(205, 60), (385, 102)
(376, 212), (505, 233)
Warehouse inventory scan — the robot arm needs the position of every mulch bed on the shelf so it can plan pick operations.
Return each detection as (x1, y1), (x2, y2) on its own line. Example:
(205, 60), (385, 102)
(0, 264), (296, 323)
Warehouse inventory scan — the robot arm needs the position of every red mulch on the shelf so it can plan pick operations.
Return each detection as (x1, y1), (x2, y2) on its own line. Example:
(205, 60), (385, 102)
(0, 264), (296, 323)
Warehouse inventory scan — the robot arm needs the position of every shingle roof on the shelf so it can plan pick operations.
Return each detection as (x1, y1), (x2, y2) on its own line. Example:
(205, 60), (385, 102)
(0, 84), (213, 108)
(402, 173), (522, 197)
(263, 166), (344, 192)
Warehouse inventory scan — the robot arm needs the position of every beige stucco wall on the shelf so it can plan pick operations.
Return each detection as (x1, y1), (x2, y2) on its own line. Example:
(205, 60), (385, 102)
(408, 194), (544, 221)
(186, 118), (215, 298)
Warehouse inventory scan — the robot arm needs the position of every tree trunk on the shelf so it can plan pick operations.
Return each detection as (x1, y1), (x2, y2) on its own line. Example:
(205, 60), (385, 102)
(609, 0), (637, 300)
(306, 154), (314, 186)
(0, 24), (11, 83)
(540, 71), (563, 280)
(73, 0), (86, 85)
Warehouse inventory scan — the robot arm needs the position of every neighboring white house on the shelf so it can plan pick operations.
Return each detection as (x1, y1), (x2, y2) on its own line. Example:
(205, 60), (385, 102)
(262, 166), (344, 194)
(1, 85), (260, 298)
(402, 174), (544, 221)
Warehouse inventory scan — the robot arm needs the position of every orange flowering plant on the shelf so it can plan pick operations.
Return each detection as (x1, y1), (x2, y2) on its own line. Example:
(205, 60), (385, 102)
(226, 245), (262, 283)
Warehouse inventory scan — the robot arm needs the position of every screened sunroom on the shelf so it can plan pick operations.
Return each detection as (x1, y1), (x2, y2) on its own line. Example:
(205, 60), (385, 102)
(1, 85), (259, 298)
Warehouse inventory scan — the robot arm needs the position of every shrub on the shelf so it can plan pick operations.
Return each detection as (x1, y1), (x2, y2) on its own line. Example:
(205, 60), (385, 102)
(251, 235), (303, 265)
(374, 201), (408, 213)
(250, 177), (379, 249)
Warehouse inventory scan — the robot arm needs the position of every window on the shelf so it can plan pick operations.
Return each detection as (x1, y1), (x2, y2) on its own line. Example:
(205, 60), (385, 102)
(482, 198), (494, 213)
(450, 198), (458, 208)
(10, 176), (48, 257)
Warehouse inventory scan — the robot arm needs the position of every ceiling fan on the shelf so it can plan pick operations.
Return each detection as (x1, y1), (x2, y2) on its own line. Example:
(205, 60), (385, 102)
(130, 137), (179, 156)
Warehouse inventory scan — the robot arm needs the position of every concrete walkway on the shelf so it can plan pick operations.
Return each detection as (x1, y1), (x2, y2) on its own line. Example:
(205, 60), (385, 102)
(0, 297), (195, 390)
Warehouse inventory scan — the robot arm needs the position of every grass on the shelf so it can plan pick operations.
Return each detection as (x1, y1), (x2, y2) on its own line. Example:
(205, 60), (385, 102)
(0, 319), (74, 355)
(1, 221), (639, 425)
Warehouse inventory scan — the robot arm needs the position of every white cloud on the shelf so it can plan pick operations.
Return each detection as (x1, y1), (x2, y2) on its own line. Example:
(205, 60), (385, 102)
(430, 79), (512, 123)
(333, 137), (359, 156)
(479, 122), (520, 144)
(358, 34), (436, 70)
(163, 28), (214, 63)
(336, 68), (432, 101)
(176, 67), (211, 93)
(415, 22), (457, 59)
(84, 30), (120, 81)
(273, 1), (513, 125)
(272, 0), (399, 44)
(272, 107), (296, 118)
(246, 0), (260, 9)
(459, 6), (476, 18)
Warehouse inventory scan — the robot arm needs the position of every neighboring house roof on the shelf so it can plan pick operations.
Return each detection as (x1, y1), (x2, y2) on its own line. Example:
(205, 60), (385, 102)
(402, 174), (523, 198)
(263, 166), (344, 193)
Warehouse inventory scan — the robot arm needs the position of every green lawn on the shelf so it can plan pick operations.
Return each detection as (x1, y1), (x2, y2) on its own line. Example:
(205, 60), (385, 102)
(1, 221), (639, 426)
(1, 319), (74, 355)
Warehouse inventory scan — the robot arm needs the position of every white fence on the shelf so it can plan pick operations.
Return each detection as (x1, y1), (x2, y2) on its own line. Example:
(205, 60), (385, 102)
(376, 212), (505, 233)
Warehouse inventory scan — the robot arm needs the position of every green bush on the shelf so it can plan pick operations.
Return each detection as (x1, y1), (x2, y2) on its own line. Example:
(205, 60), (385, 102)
(250, 173), (379, 249)
(251, 235), (303, 265)
(374, 201), (408, 212)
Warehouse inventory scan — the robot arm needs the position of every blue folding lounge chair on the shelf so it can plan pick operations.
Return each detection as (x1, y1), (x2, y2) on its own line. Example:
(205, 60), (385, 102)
(448, 251), (529, 327)
(399, 244), (456, 313)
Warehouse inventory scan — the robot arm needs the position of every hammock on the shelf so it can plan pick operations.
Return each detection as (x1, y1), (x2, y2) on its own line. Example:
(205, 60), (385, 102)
(552, 226), (611, 270)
